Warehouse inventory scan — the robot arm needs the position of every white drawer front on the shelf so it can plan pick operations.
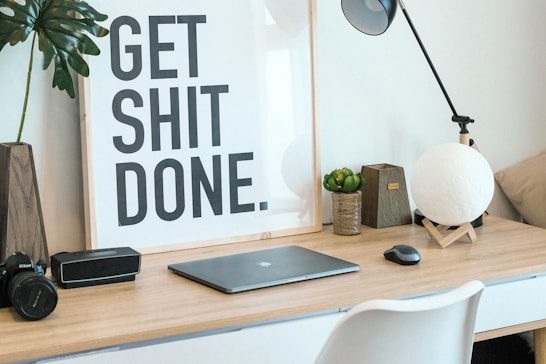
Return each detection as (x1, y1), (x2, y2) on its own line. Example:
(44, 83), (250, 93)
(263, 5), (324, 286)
(475, 274), (546, 333)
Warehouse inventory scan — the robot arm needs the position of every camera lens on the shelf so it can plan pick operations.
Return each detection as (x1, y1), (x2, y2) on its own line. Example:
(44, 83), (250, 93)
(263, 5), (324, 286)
(8, 271), (58, 321)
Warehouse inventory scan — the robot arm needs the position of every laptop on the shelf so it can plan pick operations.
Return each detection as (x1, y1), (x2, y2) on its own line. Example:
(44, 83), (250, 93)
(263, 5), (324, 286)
(168, 245), (360, 293)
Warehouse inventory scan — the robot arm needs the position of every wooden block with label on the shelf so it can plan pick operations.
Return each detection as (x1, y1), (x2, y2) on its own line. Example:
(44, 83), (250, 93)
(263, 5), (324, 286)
(361, 164), (412, 228)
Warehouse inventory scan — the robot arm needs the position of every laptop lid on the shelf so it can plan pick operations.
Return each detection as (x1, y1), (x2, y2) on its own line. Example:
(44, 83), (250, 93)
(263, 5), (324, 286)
(168, 245), (360, 293)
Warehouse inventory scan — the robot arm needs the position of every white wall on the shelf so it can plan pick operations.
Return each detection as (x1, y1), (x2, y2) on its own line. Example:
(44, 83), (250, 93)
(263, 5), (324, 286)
(1, 0), (544, 256)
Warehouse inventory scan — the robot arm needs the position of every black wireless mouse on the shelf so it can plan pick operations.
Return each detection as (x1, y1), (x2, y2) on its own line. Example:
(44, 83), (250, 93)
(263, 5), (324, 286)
(383, 245), (421, 265)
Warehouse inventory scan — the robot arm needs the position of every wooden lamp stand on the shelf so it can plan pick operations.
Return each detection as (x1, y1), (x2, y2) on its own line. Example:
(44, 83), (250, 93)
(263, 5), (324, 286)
(422, 218), (477, 248)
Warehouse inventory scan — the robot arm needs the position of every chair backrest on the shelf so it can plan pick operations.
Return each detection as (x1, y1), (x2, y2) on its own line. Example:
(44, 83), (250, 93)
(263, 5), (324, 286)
(315, 280), (485, 364)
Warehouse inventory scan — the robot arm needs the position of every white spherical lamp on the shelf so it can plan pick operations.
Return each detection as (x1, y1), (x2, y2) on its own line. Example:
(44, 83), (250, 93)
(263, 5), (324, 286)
(411, 143), (494, 227)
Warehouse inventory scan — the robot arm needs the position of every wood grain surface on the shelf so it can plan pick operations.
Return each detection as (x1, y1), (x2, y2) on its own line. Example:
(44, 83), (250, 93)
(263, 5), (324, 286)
(1, 215), (546, 362)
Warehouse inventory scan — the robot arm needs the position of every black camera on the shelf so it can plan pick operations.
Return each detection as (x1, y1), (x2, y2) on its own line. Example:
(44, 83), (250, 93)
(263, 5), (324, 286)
(0, 252), (58, 320)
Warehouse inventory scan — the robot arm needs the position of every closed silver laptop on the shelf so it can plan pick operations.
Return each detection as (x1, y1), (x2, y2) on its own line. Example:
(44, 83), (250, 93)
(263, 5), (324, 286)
(168, 245), (360, 293)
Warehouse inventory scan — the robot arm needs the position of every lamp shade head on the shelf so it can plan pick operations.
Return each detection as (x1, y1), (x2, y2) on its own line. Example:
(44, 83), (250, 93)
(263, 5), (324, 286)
(341, 0), (398, 35)
(410, 143), (494, 226)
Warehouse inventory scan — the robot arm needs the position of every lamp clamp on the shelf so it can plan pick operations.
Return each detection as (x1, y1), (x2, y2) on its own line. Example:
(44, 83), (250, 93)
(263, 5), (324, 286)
(452, 115), (474, 134)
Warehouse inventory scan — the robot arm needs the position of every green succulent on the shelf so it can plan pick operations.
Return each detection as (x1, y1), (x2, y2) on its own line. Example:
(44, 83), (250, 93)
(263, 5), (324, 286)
(323, 167), (366, 193)
(0, 0), (109, 143)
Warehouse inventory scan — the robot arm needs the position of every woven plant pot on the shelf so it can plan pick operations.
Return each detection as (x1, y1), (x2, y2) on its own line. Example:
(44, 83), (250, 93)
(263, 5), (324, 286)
(332, 190), (362, 235)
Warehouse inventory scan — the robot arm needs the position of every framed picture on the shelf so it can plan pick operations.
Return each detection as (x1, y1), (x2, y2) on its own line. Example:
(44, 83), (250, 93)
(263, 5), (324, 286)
(80, 0), (321, 253)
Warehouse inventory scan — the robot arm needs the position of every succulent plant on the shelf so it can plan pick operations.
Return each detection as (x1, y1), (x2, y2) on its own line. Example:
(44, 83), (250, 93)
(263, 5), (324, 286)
(323, 167), (366, 193)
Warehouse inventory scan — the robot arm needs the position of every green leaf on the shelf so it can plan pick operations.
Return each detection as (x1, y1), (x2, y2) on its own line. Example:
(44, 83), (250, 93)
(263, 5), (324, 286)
(0, 0), (109, 98)
(342, 175), (356, 193)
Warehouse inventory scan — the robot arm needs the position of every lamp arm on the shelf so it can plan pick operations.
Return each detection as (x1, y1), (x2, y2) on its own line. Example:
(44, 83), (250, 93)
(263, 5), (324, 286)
(398, 0), (457, 116)
(398, 0), (475, 143)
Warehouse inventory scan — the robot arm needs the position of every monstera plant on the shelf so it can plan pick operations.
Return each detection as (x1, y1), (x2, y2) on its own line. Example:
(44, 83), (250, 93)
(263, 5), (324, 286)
(0, 0), (109, 143)
(0, 0), (108, 265)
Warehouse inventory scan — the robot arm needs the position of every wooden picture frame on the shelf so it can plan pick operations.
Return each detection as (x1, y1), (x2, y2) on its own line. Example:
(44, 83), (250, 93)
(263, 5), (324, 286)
(79, 0), (320, 253)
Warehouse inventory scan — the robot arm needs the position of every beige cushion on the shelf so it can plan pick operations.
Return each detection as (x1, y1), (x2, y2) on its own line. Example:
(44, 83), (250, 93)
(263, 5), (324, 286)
(494, 152), (546, 228)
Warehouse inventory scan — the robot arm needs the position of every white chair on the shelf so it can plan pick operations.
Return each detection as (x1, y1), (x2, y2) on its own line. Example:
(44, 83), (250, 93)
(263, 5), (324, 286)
(315, 280), (485, 364)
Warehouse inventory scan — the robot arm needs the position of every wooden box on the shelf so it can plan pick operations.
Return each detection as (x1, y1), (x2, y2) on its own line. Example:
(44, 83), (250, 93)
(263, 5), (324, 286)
(361, 164), (412, 228)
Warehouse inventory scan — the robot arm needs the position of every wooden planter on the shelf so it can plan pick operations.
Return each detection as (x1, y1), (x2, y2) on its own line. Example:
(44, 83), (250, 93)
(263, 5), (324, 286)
(0, 143), (48, 263)
(360, 164), (412, 228)
(332, 190), (362, 235)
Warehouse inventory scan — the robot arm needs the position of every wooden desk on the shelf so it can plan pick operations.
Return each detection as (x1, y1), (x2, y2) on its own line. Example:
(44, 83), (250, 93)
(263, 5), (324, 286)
(2, 216), (546, 363)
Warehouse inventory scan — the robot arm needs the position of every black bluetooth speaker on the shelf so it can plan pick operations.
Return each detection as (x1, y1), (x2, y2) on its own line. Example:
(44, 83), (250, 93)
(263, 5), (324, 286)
(51, 247), (141, 289)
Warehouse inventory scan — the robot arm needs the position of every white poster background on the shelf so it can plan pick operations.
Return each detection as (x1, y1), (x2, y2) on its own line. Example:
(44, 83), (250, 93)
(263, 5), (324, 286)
(80, 0), (320, 252)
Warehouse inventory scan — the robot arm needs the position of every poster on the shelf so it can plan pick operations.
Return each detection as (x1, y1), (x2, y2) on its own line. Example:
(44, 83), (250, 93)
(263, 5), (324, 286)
(80, 0), (320, 253)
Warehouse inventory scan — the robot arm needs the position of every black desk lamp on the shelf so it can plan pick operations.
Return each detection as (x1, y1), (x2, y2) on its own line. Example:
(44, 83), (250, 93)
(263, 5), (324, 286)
(341, 0), (494, 247)
(341, 0), (475, 147)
